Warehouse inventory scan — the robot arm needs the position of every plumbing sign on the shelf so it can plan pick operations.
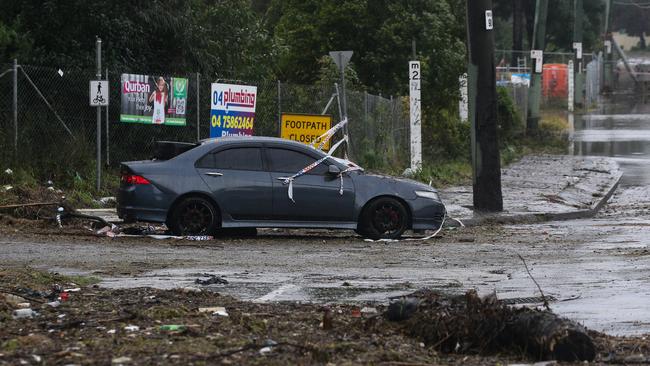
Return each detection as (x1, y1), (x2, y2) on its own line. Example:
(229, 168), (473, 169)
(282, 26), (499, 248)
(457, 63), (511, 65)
(210, 83), (257, 137)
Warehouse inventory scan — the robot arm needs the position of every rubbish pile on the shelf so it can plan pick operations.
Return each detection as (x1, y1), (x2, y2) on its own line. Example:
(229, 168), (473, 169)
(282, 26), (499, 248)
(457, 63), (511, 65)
(389, 289), (596, 362)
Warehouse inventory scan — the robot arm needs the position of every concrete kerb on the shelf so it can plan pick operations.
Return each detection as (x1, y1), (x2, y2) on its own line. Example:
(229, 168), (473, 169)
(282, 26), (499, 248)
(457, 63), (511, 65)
(443, 156), (623, 228)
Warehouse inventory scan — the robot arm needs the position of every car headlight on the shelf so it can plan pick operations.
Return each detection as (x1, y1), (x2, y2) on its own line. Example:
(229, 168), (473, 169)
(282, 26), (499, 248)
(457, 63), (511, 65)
(415, 190), (440, 201)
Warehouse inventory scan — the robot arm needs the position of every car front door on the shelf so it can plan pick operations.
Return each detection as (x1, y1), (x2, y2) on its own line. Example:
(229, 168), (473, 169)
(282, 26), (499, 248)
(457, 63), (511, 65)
(196, 145), (273, 221)
(265, 145), (355, 222)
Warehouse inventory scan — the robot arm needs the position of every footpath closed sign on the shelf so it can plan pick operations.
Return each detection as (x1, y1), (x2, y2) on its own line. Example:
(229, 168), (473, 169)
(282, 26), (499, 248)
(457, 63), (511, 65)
(281, 113), (332, 150)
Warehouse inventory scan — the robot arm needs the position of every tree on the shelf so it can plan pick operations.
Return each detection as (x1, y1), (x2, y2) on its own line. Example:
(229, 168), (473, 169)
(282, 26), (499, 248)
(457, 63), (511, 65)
(613, 0), (650, 49)
(0, 0), (276, 79)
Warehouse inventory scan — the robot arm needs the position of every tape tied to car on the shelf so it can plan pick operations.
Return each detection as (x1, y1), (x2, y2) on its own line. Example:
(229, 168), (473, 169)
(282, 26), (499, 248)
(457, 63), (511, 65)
(338, 165), (362, 195)
(363, 214), (465, 242)
(280, 136), (349, 202)
(310, 118), (348, 151)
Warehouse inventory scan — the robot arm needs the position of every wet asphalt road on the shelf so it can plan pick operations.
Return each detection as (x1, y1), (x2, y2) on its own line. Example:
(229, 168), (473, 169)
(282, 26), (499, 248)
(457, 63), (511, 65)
(1, 95), (650, 336)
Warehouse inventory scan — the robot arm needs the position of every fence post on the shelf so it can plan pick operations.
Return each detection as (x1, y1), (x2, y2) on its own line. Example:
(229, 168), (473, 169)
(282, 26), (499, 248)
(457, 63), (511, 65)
(95, 37), (102, 191)
(105, 67), (110, 166)
(277, 80), (281, 136)
(364, 91), (368, 137)
(196, 72), (200, 141)
(13, 59), (17, 158)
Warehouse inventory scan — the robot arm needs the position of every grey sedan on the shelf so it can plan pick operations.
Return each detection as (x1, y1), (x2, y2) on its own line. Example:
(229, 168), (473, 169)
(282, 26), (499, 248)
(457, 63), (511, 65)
(117, 137), (445, 239)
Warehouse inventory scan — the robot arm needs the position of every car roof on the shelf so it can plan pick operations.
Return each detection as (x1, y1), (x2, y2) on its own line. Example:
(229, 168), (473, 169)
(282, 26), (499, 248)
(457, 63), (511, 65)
(199, 136), (321, 150)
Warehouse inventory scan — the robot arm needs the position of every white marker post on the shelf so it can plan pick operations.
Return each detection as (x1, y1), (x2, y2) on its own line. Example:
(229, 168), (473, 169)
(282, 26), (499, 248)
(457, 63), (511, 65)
(459, 73), (468, 123)
(409, 61), (422, 171)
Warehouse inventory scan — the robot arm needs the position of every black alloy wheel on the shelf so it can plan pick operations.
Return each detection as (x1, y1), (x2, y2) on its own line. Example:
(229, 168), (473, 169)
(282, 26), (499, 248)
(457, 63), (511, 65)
(361, 197), (408, 240)
(170, 197), (219, 236)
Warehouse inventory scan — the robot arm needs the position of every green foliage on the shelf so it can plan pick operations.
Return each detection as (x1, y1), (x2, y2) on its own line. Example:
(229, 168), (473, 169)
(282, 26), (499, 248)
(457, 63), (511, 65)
(492, 0), (604, 52)
(422, 108), (470, 162)
(411, 160), (473, 188)
(0, 0), (276, 78)
(270, 0), (466, 109)
(496, 86), (523, 145)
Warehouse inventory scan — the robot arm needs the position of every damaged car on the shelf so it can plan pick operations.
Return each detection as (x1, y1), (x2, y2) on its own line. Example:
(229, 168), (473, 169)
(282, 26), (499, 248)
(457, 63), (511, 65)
(117, 137), (445, 239)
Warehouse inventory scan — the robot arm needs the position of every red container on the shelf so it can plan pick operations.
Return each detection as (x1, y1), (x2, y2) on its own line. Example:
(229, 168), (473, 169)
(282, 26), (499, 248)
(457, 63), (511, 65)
(542, 64), (568, 98)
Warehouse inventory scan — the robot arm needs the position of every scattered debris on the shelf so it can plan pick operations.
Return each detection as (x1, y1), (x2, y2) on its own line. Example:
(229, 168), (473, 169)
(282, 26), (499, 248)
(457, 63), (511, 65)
(159, 325), (186, 332)
(386, 298), (419, 321)
(198, 307), (229, 317)
(13, 308), (37, 319)
(360, 306), (378, 316)
(124, 325), (139, 332)
(195, 274), (228, 286)
(111, 356), (133, 364)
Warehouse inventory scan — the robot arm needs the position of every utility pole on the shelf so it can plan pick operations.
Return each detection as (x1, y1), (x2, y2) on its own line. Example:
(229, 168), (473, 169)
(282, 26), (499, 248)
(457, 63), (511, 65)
(512, 0), (524, 67)
(573, 0), (584, 108)
(603, 0), (614, 92)
(526, 0), (549, 133)
(466, 0), (503, 212)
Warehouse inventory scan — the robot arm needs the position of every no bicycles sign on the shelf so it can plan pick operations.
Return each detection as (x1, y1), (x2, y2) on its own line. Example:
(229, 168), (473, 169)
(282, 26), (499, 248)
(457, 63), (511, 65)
(90, 80), (109, 106)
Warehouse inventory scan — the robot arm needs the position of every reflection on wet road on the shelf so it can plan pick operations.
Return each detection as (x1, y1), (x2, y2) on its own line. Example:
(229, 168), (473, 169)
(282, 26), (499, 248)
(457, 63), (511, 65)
(558, 96), (650, 335)
(571, 98), (650, 186)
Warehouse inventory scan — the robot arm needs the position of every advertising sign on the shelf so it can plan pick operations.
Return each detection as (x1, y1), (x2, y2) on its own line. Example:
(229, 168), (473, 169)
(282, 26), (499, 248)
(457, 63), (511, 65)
(210, 83), (257, 137)
(120, 74), (187, 126)
(280, 113), (332, 150)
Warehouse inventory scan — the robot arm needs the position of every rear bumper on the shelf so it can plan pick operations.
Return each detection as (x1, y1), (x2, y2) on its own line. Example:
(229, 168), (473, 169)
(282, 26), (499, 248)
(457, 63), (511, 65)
(117, 206), (168, 223)
(117, 183), (172, 223)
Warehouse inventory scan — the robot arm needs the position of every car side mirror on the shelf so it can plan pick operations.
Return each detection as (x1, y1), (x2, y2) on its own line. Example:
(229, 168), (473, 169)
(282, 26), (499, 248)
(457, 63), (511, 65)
(327, 164), (341, 175)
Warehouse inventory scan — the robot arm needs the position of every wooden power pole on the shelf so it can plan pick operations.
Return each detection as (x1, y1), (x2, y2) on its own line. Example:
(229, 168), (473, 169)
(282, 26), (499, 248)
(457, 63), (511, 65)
(466, 0), (503, 212)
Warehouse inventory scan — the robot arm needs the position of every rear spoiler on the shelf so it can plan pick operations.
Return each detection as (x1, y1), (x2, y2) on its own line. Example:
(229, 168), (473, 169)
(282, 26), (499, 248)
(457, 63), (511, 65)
(154, 141), (199, 160)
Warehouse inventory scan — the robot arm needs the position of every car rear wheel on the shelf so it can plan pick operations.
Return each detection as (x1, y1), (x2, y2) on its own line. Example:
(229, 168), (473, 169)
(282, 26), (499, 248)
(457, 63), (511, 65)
(360, 197), (409, 240)
(169, 197), (219, 236)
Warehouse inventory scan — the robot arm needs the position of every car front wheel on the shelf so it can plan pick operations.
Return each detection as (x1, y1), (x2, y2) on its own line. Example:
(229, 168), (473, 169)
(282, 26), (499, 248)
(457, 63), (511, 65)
(168, 197), (219, 236)
(360, 197), (409, 240)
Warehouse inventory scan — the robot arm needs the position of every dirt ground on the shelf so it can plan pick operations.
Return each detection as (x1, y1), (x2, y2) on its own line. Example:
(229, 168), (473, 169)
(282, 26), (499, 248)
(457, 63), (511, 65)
(0, 267), (649, 366)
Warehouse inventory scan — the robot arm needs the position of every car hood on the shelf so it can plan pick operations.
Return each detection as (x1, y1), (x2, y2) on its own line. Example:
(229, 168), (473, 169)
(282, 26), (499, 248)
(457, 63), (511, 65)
(362, 172), (438, 192)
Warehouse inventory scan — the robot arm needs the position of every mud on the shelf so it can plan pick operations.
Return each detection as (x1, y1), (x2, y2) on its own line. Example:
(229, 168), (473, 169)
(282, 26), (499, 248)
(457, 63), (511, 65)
(1, 186), (649, 337)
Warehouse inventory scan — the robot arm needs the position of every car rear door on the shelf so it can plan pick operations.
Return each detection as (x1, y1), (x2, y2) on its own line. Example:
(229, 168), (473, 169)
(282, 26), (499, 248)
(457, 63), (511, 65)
(196, 144), (273, 220)
(265, 145), (355, 222)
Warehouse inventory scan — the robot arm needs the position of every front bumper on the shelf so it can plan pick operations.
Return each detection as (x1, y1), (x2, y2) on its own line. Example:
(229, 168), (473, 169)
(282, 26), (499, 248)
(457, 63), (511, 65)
(408, 198), (446, 230)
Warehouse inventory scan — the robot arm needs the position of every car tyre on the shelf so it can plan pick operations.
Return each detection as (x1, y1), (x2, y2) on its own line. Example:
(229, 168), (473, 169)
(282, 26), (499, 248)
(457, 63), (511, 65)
(168, 196), (219, 236)
(360, 197), (408, 240)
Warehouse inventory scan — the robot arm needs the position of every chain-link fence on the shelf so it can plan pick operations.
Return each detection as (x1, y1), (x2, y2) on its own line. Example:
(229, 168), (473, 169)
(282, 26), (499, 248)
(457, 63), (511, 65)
(0, 61), (410, 187)
(494, 50), (599, 117)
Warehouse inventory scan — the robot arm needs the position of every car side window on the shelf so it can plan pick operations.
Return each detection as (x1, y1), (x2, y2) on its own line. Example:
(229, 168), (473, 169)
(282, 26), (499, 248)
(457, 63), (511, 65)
(196, 147), (263, 171)
(266, 148), (328, 175)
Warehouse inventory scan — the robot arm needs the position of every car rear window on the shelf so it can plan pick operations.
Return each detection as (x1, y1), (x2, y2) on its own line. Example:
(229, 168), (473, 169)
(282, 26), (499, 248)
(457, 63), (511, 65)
(266, 148), (328, 175)
(197, 147), (263, 171)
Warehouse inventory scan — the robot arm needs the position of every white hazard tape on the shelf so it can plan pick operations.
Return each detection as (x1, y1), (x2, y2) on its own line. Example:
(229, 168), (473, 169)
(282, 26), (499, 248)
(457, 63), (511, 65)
(362, 214), (465, 242)
(279, 136), (349, 202)
(310, 118), (348, 151)
(338, 165), (362, 195)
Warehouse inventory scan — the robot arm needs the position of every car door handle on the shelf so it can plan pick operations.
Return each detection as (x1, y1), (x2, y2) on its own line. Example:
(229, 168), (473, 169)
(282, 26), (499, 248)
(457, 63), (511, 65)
(205, 172), (223, 177)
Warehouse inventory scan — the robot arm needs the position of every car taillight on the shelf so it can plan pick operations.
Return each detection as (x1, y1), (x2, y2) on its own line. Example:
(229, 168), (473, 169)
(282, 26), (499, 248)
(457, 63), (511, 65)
(121, 174), (151, 185)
